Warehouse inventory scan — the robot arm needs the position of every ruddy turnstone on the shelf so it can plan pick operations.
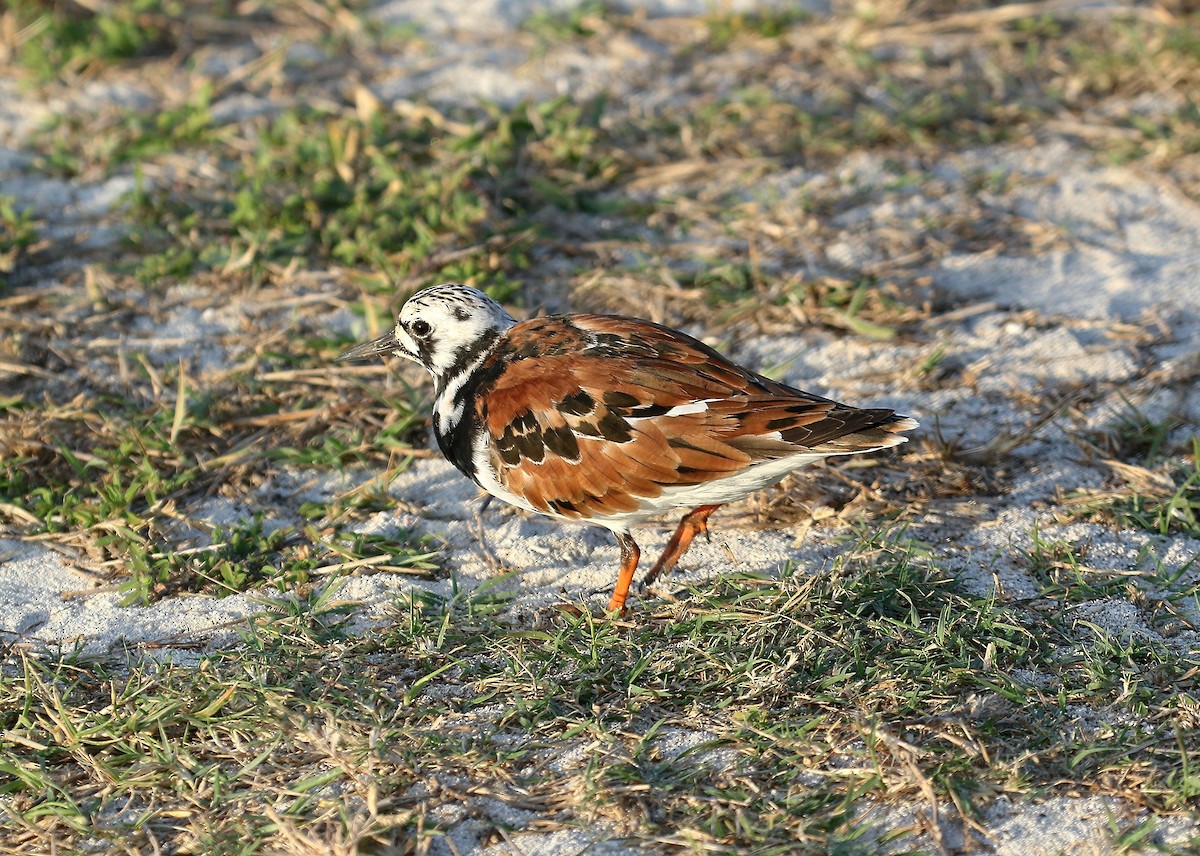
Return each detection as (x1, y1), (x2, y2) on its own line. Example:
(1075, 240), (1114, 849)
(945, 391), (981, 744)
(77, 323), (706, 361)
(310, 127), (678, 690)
(338, 284), (917, 612)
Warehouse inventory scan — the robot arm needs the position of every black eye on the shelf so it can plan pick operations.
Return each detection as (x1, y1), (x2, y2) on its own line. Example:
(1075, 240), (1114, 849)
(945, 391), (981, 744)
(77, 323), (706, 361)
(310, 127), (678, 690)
(409, 319), (432, 337)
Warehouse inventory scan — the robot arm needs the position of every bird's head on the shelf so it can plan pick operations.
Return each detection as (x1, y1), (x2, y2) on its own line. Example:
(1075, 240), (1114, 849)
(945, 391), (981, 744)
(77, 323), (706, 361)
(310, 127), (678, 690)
(336, 284), (516, 388)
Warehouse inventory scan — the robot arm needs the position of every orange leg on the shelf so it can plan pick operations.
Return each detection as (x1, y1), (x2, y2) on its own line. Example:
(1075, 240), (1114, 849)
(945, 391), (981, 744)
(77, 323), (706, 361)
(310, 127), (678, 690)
(641, 505), (722, 587)
(607, 532), (641, 613)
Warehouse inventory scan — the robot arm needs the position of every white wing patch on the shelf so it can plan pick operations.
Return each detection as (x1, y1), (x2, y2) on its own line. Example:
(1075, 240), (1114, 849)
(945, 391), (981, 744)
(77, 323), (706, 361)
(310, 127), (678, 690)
(626, 398), (717, 425)
(661, 400), (713, 417)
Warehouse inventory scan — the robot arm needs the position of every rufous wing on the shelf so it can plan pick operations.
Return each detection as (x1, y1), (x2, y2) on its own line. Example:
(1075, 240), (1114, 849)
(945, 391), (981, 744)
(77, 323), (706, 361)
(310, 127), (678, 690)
(475, 315), (914, 518)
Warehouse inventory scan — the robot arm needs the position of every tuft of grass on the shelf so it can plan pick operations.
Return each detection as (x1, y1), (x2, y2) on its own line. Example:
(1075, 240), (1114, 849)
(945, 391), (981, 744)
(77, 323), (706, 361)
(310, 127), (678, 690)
(1060, 437), (1200, 539)
(1022, 526), (1138, 605)
(5, 0), (183, 81)
(0, 195), (40, 289)
(4, 0), (384, 84)
(1034, 14), (1200, 185)
(1109, 403), (1184, 466)
(117, 518), (440, 605)
(705, 7), (812, 48)
(523, 0), (612, 43)
(785, 277), (913, 340)
(678, 68), (1036, 167)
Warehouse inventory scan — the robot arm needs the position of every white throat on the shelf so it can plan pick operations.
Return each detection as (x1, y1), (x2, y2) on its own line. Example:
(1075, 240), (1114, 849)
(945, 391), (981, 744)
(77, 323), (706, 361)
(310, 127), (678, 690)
(433, 341), (497, 436)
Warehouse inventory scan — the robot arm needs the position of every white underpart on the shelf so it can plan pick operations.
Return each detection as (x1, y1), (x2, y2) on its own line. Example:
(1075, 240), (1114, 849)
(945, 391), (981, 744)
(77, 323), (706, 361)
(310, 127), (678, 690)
(590, 451), (834, 531)
(470, 431), (544, 516)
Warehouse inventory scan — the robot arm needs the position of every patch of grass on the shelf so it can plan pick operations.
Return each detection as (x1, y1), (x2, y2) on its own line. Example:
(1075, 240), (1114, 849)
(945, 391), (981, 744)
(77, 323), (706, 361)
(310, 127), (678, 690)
(705, 7), (812, 48)
(6, 0), (182, 81)
(1109, 101), (1200, 170)
(678, 66), (1036, 167)
(1022, 527), (1134, 605)
(523, 0), (611, 43)
(1109, 403), (1185, 466)
(0, 585), (394, 854)
(785, 276), (915, 340)
(268, 388), (426, 469)
(2, 526), (1197, 853)
(39, 84), (218, 180)
(1057, 16), (1197, 98)
(0, 348), (429, 601)
(6, 405), (201, 535)
(118, 518), (440, 605)
(4, 1), (381, 83)
(683, 88), (821, 162)
(0, 195), (40, 289)
(682, 267), (926, 340)
(1060, 437), (1200, 539)
(1022, 13), (1200, 187)
(106, 96), (615, 292)
(1108, 814), (1162, 855)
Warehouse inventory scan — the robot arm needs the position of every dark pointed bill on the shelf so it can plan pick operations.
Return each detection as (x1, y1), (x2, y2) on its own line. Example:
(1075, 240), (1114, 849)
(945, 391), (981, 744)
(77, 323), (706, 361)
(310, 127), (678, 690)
(335, 329), (406, 362)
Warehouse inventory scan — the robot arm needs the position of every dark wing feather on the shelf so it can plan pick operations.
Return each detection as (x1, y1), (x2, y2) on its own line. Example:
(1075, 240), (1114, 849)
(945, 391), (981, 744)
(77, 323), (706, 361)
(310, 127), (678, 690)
(475, 314), (915, 517)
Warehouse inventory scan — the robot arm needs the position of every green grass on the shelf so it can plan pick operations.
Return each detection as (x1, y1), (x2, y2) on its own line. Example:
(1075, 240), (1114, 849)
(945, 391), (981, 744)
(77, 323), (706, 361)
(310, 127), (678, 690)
(523, 0), (612, 43)
(1083, 455), (1200, 539)
(38, 84), (219, 180)
(26, 92), (618, 295)
(705, 7), (813, 48)
(112, 517), (439, 605)
(21, 4), (1197, 314)
(6, 0), (183, 81)
(2, 527), (1196, 853)
(1062, 416), (1200, 539)
(4, 0), (383, 83)
(0, 195), (40, 289)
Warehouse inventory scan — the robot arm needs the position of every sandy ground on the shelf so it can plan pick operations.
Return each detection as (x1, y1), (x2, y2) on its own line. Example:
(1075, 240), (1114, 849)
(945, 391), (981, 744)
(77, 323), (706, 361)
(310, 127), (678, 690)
(3, 1), (1200, 853)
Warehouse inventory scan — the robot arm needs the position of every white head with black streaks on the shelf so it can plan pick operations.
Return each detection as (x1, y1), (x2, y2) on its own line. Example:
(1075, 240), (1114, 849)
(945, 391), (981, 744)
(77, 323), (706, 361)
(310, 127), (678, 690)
(337, 284), (516, 387)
